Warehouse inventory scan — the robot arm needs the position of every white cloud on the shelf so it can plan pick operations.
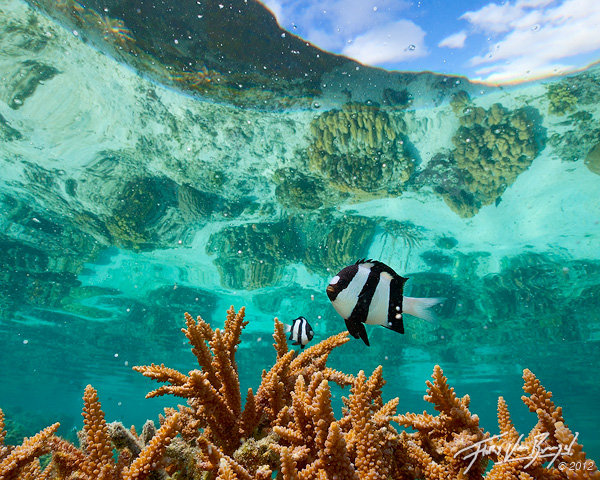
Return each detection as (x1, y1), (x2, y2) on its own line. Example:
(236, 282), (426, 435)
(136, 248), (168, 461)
(258, 0), (415, 55)
(342, 20), (428, 64)
(461, 3), (524, 33)
(461, 0), (600, 83)
(439, 31), (467, 49)
(261, 0), (284, 25)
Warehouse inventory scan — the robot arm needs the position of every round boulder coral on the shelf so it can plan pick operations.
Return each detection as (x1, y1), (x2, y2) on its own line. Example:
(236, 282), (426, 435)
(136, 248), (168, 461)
(307, 102), (414, 195)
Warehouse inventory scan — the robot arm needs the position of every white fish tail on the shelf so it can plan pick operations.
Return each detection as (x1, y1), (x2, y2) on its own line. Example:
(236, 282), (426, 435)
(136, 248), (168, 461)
(402, 297), (445, 323)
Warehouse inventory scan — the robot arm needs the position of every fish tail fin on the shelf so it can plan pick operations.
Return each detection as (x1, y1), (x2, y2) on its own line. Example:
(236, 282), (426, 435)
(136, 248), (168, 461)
(402, 296), (445, 323)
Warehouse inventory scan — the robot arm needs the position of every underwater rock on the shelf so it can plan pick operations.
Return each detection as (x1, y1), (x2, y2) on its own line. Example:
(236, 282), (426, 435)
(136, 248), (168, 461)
(206, 219), (299, 289)
(0, 114), (22, 141)
(381, 87), (413, 109)
(105, 176), (176, 249)
(435, 236), (458, 249)
(273, 168), (333, 211)
(303, 213), (376, 275)
(308, 102), (414, 196)
(0, 59), (59, 109)
(585, 142), (600, 175)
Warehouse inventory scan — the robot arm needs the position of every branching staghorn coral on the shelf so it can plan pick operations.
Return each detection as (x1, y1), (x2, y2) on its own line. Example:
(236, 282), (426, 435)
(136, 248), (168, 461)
(396, 365), (488, 479)
(0, 306), (598, 480)
(0, 418), (58, 480)
(133, 306), (350, 478)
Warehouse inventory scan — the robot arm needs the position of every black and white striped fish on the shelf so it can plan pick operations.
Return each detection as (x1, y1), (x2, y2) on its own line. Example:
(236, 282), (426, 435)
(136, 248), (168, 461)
(326, 259), (444, 346)
(284, 316), (314, 349)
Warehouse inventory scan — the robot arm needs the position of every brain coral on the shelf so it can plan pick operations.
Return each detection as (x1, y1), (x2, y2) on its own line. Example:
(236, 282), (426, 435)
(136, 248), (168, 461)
(307, 102), (414, 196)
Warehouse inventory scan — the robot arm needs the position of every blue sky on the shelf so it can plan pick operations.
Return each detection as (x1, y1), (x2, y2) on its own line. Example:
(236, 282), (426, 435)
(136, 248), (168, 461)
(260, 0), (600, 84)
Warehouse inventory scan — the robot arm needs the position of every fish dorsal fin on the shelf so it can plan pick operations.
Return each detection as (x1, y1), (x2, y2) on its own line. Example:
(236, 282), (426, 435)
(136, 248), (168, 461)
(358, 259), (408, 284)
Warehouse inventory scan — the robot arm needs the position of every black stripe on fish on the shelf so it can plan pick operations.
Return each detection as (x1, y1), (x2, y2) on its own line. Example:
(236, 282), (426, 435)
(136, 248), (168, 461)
(352, 263), (381, 322)
(386, 275), (407, 334)
(345, 262), (385, 346)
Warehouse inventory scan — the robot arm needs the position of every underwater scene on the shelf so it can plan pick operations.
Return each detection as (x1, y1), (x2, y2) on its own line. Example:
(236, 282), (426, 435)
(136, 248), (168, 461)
(0, 0), (599, 478)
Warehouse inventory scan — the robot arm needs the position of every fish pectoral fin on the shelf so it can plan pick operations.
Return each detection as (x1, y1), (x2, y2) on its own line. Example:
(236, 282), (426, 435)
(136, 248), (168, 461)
(344, 318), (370, 346)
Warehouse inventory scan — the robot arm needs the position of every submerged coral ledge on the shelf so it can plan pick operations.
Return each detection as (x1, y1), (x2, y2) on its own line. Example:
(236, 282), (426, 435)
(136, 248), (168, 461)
(0, 307), (598, 480)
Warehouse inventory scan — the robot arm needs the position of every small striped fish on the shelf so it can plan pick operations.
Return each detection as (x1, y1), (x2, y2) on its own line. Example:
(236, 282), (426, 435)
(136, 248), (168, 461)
(326, 259), (444, 346)
(284, 316), (314, 349)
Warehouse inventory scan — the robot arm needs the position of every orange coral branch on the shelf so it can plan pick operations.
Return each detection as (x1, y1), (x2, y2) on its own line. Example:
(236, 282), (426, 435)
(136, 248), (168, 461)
(123, 412), (180, 480)
(272, 318), (289, 360)
(0, 422), (59, 480)
(81, 384), (116, 478)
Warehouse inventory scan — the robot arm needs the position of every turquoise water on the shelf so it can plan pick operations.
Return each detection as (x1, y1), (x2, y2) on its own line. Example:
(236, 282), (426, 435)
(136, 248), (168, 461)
(0, 0), (599, 466)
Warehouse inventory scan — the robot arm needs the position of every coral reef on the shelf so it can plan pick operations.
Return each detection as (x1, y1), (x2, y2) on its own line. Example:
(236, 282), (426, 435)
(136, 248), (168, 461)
(302, 213), (376, 275)
(272, 169), (332, 211)
(1, 306), (598, 479)
(206, 212), (375, 289)
(453, 103), (538, 207)
(307, 102), (415, 196)
(547, 82), (579, 115)
(429, 92), (542, 217)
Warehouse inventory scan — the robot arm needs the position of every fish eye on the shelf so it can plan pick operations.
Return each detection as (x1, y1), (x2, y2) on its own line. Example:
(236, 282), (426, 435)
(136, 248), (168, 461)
(329, 275), (340, 285)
